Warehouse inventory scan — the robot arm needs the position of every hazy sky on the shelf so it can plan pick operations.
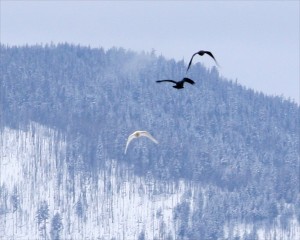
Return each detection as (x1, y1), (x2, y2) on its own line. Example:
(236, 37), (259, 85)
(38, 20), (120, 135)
(1, 1), (299, 103)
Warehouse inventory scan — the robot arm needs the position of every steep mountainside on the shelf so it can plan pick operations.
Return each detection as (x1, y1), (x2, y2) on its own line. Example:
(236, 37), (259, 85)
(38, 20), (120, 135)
(0, 44), (299, 239)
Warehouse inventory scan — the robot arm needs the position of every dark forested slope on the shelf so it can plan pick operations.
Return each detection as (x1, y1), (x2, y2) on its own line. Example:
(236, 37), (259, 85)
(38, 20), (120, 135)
(1, 44), (299, 238)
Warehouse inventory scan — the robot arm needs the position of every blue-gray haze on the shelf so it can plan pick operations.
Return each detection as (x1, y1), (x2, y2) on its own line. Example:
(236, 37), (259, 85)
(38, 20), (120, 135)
(1, 1), (299, 103)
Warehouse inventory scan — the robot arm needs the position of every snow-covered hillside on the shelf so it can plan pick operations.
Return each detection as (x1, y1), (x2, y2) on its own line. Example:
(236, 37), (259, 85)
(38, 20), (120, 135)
(1, 44), (299, 239)
(0, 123), (197, 239)
(1, 123), (299, 240)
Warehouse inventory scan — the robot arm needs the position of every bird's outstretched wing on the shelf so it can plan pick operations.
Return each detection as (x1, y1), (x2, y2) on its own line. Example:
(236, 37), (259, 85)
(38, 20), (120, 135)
(186, 53), (198, 73)
(156, 80), (178, 84)
(183, 78), (195, 85)
(202, 51), (220, 67)
(124, 133), (136, 154)
(139, 131), (159, 144)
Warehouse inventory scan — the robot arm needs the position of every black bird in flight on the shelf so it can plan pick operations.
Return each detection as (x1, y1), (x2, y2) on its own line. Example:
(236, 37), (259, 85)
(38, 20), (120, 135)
(186, 50), (219, 73)
(156, 78), (195, 89)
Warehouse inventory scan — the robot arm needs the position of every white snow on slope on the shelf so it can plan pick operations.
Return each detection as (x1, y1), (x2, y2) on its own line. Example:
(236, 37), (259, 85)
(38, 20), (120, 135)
(1, 123), (299, 240)
(0, 123), (196, 239)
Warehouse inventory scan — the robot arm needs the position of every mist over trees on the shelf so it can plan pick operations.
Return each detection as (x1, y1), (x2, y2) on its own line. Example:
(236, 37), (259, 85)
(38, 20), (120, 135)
(0, 43), (299, 239)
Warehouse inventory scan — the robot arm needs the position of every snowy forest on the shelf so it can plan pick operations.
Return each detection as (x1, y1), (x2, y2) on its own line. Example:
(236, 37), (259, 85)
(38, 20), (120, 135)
(0, 43), (299, 239)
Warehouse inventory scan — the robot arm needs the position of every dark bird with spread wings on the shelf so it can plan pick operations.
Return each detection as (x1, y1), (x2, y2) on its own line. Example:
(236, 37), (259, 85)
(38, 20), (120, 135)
(156, 78), (195, 89)
(186, 50), (219, 73)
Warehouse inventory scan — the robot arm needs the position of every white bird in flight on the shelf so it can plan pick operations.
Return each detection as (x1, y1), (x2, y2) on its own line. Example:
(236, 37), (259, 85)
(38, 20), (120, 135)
(124, 131), (159, 154)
